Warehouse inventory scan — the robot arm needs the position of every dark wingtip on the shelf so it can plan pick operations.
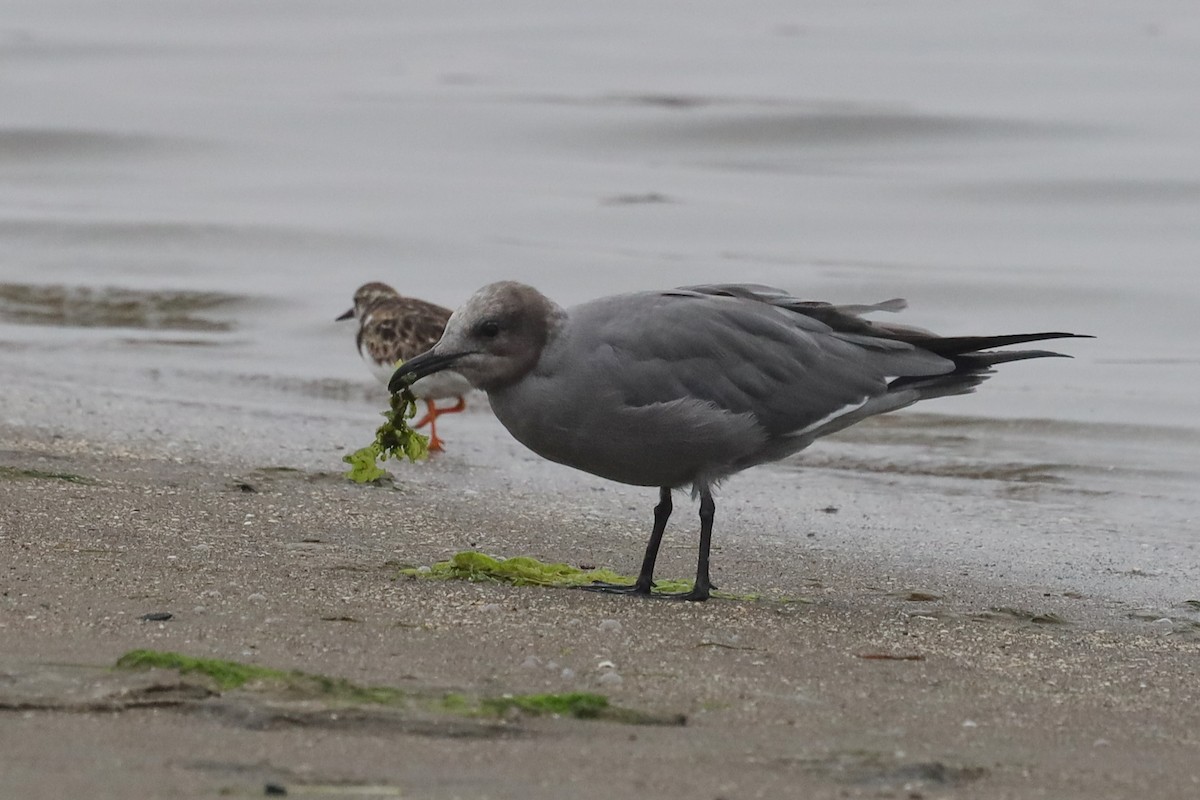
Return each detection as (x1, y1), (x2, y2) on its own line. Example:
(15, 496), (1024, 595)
(967, 348), (1076, 368)
(921, 331), (1093, 357)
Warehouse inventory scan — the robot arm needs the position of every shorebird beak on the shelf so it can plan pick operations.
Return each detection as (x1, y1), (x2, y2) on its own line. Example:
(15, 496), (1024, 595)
(335, 307), (355, 321)
(388, 350), (465, 393)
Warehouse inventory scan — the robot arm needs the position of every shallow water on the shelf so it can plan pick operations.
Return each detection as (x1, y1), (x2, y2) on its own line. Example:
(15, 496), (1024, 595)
(2, 2), (1198, 604)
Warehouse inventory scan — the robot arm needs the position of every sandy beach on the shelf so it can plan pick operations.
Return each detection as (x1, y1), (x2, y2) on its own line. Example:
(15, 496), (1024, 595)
(3, 411), (1199, 799)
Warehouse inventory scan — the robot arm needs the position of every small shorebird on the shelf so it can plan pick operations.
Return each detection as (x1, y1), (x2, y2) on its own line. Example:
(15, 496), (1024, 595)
(338, 282), (470, 452)
(392, 281), (1089, 600)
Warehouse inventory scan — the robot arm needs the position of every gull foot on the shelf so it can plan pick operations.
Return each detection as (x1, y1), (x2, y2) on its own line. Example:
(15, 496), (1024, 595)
(580, 580), (652, 597)
(648, 587), (710, 602)
(580, 580), (710, 601)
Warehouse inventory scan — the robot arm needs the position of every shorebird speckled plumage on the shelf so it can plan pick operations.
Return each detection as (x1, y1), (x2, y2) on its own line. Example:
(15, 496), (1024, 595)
(338, 282), (470, 451)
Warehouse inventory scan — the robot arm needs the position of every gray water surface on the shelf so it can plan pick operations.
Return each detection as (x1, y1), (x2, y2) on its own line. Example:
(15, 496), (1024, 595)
(2, 1), (1198, 608)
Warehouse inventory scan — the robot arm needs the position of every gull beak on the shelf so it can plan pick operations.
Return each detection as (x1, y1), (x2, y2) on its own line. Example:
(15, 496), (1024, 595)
(388, 350), (464, 393)
(335, 307), (355, 321)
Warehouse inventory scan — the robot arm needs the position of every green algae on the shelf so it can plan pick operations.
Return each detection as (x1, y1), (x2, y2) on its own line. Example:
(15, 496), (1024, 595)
(342, 444), (391, 483)
(401, 550), (773, 600)
(115, 649), (287, 690)
(343, 383), (429, 483)
(114, 649), (405, 704)
(482, 692), (609, 719)
(301, 674), (407, 706)
(113, 650), (681, 725)
(464, 691), (684, 726)
(401, 550), (691, 594)
(0, 466), (94, 484)
(439, 692), (472, 712)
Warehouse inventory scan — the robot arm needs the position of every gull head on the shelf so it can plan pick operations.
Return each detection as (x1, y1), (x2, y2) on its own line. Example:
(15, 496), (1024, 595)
(388, 281), (561, 393)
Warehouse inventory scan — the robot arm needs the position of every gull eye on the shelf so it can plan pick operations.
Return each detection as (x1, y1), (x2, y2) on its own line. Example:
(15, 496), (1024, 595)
(477, 320), (501, 339)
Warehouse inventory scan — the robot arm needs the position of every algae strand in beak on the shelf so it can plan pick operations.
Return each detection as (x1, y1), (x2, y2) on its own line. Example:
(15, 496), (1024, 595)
(343, 381), (430, 483)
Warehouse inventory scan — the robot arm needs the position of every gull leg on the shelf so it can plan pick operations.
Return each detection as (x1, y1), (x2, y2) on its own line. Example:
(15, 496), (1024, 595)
(653, 488), (713, 601)
(583, 487), (672, 596)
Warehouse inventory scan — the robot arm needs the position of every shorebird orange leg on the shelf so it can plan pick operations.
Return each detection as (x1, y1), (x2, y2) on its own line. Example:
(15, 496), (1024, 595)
(413, 397), (467, 452)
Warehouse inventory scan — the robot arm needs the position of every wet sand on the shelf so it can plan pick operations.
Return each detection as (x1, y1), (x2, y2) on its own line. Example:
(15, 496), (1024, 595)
(3, 413), (1200, 799)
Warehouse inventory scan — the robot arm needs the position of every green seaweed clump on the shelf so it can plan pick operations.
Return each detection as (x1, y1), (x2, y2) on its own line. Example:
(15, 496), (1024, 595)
(401, 550), (693, 594)
(0, 466), (94, 484)
(114, 650), (685, 725)
(474, 691), (686, 726)
(398, 551), (775, 599)
(343, 383), (429, 483)
(482, 692), (609, 719)
(303, 675), (407, 706)
(115, 649), (288, 690)
(439, 692), (472, 712)
(114, 649), (406, 704)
